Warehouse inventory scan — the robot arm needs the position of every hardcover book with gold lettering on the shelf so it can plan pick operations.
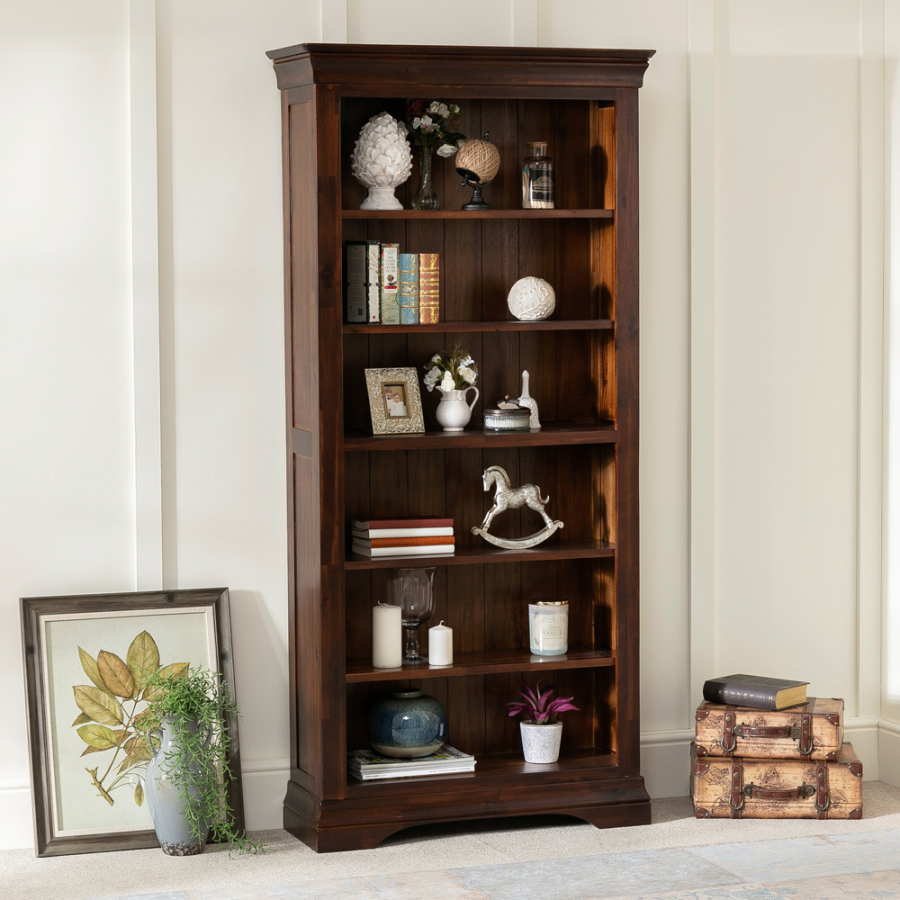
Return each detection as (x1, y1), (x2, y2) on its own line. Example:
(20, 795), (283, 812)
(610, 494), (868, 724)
(418, 252), (440, 324)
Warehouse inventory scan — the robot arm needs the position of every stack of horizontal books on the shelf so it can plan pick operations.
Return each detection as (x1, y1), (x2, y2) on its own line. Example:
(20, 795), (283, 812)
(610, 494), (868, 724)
(348, 745), (475, 781)
(352, 517), (455, 558)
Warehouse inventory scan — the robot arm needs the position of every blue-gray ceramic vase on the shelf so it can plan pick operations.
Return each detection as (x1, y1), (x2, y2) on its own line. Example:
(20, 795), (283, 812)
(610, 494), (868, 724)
(367, 689), (447, 758)
(145, 718), (210, 856)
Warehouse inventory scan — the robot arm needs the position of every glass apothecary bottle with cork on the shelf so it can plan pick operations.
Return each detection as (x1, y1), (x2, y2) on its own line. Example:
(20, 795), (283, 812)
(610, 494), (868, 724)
(522, 142), (555, 209)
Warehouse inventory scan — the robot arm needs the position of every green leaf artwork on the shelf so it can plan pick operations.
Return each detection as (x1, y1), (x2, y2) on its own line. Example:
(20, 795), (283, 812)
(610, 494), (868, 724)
(72, 632), (187, 808)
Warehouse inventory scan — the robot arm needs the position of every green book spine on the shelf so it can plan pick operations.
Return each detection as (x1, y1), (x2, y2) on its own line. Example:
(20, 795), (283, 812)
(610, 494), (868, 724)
(399, 253), (419, 325)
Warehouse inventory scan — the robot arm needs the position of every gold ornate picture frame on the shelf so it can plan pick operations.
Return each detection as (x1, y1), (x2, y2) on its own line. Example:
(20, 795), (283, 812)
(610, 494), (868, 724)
(365, 367), (425, 435)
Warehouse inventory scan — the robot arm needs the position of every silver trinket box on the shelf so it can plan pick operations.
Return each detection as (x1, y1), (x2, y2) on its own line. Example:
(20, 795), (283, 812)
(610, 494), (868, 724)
(483, 399), (531, 432)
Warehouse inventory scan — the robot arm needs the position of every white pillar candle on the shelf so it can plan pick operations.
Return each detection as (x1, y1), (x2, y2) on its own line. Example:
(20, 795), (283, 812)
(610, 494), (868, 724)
(428, 620), (453, 666)
(372, 603), (402, 668)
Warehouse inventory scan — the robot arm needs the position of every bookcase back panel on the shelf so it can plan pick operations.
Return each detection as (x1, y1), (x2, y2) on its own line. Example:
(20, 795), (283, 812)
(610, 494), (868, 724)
(344, 558), (605, 659)
(340, 218), (609, 324)
(342, 330), (611, 430)
(339, 98), (614, 213)
(344, 667), (611, 763)
(343, 445), (598, 546)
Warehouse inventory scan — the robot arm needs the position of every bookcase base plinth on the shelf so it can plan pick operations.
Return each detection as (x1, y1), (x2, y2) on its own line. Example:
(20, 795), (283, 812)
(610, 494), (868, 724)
(283, 776), (651, 853)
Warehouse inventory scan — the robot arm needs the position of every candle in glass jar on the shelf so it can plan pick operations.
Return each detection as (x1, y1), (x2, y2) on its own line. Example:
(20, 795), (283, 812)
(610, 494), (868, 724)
(428, 620), (453, 666)
(372, 602), (402, 668)
(528, 600), (569, 656)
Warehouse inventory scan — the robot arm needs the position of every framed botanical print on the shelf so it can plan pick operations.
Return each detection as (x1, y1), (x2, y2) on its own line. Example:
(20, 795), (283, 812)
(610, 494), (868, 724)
(365, 366), (425, 435)
(20, 587), (244, 857)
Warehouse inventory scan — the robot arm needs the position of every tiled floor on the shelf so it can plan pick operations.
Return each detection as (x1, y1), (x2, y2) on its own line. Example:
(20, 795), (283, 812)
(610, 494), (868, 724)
(85, 828), (900, 900)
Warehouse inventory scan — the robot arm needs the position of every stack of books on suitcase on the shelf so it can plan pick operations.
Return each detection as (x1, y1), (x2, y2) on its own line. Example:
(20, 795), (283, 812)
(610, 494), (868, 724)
(352, 517), (455, 558)
(692, 674), (862, 820)
(347, 745), (475, 781)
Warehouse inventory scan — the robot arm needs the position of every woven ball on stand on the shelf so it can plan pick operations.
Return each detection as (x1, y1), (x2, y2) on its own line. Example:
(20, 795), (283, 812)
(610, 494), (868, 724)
(456, 137), (501, 185)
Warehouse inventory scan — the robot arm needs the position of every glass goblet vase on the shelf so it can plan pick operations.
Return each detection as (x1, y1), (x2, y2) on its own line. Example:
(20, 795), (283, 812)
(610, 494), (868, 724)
(386, 567), (436, 660)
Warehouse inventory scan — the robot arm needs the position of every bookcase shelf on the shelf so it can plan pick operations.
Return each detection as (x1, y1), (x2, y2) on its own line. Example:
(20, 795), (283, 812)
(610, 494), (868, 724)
(346, 539), (615, 570)
(343, 422), (617, 452)
(270, 40), (652, 853)
(341, 208), (614, 220)
(346, 646), (615, 682)
(343, 748), (619, 797)
(343, 319), (614, 334)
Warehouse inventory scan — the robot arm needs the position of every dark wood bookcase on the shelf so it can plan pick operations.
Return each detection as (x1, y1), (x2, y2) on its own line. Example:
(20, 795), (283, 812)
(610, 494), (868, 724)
(267, 42), (654, 852)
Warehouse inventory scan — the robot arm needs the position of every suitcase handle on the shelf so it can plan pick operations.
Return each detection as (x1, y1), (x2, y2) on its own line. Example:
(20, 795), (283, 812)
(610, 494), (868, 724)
(721, 713), (814, 755)
(734, 725), (796, 739)
(742, 781), (816, 801)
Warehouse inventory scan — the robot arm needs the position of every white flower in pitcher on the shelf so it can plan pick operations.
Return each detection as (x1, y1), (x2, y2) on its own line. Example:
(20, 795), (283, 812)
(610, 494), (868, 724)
(460, 356), (474, 367)
(458, 365), (477, 384)
(440, 371), (455, 392)
(431, 353), (442, 363)
(424, 366), (441, 391)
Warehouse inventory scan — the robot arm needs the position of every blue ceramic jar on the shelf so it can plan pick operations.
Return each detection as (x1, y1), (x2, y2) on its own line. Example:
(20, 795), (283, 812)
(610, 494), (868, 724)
(367, 689), (447, 758)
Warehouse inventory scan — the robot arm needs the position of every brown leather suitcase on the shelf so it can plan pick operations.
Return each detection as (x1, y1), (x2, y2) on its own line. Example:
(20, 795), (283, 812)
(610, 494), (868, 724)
(692, 741), (863, 819)
(695, 697), (843, 760)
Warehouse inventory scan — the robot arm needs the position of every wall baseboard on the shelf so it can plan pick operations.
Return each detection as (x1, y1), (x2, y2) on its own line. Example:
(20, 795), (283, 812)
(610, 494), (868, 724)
(879, 719), (900, 787)
(0, 784), (32, 851)
(1, 723), (896, 851)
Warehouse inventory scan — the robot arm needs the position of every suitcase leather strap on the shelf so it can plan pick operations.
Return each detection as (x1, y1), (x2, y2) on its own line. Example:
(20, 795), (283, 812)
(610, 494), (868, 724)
(721, 706), (737, 754)
(729, 757), (744, 817)
(722, 711), (814, 756)
(815, 762), (830, 819)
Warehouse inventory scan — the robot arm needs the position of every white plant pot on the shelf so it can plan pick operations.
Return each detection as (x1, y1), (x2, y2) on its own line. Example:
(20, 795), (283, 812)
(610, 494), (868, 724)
(435, 386), (479, 432)
(519, 720), (562, 764)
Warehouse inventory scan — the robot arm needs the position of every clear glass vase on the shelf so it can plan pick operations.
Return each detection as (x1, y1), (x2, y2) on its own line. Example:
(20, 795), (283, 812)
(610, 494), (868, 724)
(412, 144), (439, 210)
(386, 567), (436, 659)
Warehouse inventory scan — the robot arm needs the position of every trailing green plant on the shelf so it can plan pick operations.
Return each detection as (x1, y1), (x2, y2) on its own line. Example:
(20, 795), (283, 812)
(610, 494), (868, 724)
(139, 667), (263, 855)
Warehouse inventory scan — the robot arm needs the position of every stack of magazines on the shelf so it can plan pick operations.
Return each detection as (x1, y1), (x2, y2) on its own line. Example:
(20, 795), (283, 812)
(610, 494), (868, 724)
(348, 745), (475, 781)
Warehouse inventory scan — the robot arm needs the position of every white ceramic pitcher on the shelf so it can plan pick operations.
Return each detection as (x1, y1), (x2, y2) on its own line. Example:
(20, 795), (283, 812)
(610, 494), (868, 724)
(435, 386), (479, 432)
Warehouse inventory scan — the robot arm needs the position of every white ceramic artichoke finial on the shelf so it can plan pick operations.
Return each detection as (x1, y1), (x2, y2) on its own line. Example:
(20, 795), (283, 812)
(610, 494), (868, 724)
(351, 112), (413, 210)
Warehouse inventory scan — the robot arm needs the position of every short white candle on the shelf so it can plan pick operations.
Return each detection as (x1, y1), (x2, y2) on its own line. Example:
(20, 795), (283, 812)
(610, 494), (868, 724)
(428, 620), (453, 666)
(372, 603), (402, 668)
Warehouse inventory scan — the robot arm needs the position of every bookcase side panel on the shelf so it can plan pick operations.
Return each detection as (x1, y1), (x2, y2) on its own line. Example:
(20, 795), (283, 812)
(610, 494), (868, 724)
(286, 88), (325, 797)
(313, 86), (349, 799)
(611, 87), (641, 773)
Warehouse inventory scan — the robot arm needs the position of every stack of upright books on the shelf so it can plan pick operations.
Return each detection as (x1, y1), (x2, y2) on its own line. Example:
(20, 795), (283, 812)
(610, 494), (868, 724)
(352, 517), (455, 558)
(343, 241), (440, 325)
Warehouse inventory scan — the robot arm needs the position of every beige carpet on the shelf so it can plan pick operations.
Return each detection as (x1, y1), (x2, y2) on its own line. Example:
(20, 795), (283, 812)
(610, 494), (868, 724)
(3, 781), (899, 900)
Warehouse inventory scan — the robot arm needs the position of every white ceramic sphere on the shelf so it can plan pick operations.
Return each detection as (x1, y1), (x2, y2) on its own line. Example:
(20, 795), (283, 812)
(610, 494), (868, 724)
(350, 112), (413, 210)
(507, 276), (556, 321)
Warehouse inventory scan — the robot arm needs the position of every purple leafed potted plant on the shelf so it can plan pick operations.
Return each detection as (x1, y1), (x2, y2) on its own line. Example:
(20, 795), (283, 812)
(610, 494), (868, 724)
(506, 680), (579, 764)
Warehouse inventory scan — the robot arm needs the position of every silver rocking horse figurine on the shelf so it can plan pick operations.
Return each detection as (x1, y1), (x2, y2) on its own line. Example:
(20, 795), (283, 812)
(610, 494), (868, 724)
(471, 465), (564, 549)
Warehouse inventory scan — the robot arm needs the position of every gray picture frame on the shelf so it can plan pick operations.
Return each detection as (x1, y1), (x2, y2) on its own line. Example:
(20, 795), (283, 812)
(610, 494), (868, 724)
(20, 587), (244, 857)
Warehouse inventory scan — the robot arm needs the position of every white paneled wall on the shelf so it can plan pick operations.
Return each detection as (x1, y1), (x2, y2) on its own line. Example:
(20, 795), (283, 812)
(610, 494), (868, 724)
(0, 0), (894, 848)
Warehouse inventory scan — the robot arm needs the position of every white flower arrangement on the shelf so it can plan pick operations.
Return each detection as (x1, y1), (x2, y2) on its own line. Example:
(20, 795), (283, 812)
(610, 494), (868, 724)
(422, 344), (479, 393)
(404, 99), (465, 155)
